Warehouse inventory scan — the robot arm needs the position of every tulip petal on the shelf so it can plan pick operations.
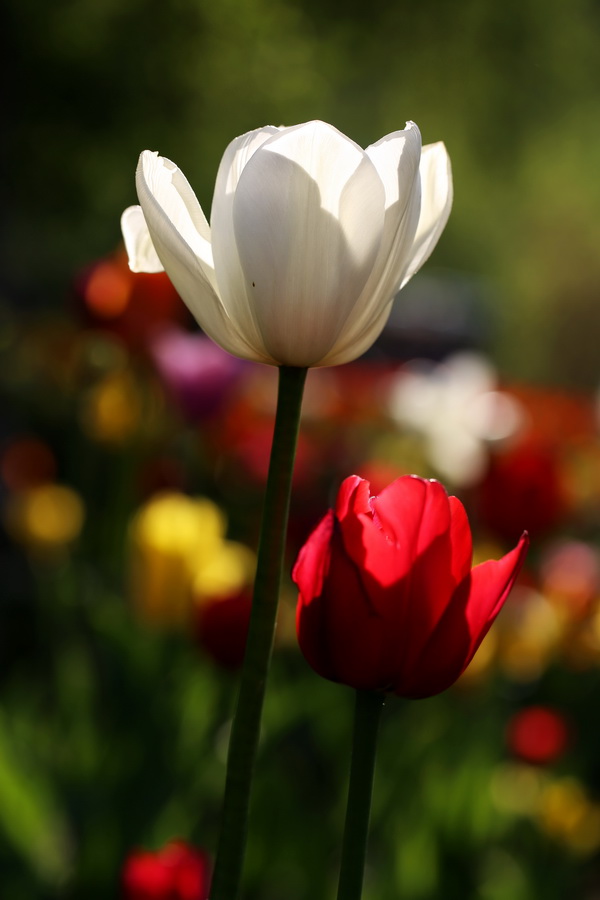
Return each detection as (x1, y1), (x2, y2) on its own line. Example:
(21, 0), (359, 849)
(293, 510), (334, 610)
(211, 126), (283, 357)
(294, 493), (398, 690)
(334, 476), (456, 684)
(374, 477), (459, 675)
(136, 151), (266, 362)
(400, 141), (453, 288)
(336, 476), (407, 594)
(402, 533), (528, 697)
(294, 511), (337, 680)
(137, 151), (213, 274)
(448, 495), (473, 587)
(320, 527), (393, 690)
(317, 297), (395, 367)
(459, 532), (529, 656)
(318, 124), (422, 365)
(229, 121), (386, 366)
(335, 474), (370, 521)
(121, 205), (164, 273)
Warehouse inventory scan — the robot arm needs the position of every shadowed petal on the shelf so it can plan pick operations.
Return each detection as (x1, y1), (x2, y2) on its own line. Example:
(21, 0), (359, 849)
(319, 124), (422, 365)
(230, 121), (386, 366)
(293, 510), (389, 688)
(211, 126), (282, 354)
(294, 511), (337, 680)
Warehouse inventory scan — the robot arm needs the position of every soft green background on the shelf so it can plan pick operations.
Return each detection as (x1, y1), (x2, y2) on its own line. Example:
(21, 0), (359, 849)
(3, 2), (600, 898)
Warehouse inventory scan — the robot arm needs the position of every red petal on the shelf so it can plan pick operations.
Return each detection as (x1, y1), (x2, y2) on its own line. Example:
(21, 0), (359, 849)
(399, 533), (529, 698)
(375, 478), (457, 671)
(293, 511), (336, 680)
(448, 495), (473, 587)
(295, 515), (391, 690)
(335, 474), (370, 520)
(335, 475), (410, 603)
(460, 532), (529, 658)
(292, 510), (334, 604)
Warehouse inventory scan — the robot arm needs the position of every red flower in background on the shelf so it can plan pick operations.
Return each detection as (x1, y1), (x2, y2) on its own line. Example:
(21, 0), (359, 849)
(479, 439), (567, 543)
(194, 591), (252, 670)
(293, 475), (528, 698)
(122, 840), (210, 900)
(75, 252), (188, 349)
(507, 706), (570, 765)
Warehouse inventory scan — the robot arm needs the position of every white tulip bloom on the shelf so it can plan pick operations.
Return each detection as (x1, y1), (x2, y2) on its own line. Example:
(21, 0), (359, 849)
(121, 120), (452, 367)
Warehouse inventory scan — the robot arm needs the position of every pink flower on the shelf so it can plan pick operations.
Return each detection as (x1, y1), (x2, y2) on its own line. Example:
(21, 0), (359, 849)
(293, 475), (528, 698)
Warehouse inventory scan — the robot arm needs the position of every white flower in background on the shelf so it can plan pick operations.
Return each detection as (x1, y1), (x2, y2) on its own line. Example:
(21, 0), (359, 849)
(388, 352), (525, 486)
(121, 120), (452, 367)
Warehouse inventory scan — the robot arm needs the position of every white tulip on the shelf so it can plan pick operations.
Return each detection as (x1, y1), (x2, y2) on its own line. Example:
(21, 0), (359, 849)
(121, 120), (452, 367)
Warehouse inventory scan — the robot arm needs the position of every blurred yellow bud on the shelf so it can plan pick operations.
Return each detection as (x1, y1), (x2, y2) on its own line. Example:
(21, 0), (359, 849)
(193, 541), (255, 603)
(129, 491), (253, 627)
(80, 370), (144, 444)
(4, 484), (85, 553)
(497, 588), (563, 682)
(537, 778), (600, 855)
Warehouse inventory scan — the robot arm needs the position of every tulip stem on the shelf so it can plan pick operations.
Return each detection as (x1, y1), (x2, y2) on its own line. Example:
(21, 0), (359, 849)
(337, 690), (386, 900)
(210, 364), (307, 900)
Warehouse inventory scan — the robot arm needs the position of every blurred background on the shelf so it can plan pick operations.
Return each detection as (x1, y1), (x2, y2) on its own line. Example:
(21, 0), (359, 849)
(3, 0), (600, 897)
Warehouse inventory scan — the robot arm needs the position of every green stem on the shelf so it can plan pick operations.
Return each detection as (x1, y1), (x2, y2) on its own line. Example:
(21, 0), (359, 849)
(337, 690), (386, 900)
(210, 365), (307, 900)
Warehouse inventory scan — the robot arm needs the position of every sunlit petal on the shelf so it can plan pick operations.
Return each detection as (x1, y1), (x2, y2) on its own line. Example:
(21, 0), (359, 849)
(400, 141), (453, 287)
(121, 205), (164, 273)
(136, 150), (266, 362)
(230, 121), (385, 365)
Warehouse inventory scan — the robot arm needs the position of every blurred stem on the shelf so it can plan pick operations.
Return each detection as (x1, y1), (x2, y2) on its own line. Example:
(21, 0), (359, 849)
(211, 365), (307, 900)
(337, 690), (386, 900)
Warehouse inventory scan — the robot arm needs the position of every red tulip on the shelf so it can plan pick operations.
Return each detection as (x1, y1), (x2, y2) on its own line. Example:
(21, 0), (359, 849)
(293, 475), (528, 698)
(122, 840), (210, 900)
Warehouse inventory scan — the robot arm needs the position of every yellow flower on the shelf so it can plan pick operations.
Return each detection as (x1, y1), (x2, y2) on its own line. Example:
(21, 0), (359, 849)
(537, 778), (600, 856)
(4, 484), (85, 554)
(80, 370), (144, 445)
(129, 491), (254, 626)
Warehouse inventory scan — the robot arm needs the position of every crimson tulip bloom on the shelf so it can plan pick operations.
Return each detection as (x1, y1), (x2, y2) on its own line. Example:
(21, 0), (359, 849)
(293, 475), (528, 698)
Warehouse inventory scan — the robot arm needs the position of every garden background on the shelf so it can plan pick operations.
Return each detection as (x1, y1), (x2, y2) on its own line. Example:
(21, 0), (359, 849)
(3, 0), (600, 897)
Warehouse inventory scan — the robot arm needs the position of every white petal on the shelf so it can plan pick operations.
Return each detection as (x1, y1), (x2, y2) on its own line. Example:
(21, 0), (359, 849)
(317, 298), (395, 367)
(211, 126), (282, 353)
(400, 141), (453, 287)
(136, 151), (269, 363)
(137, 151), (214, 281)
(121, 205), (164, 273)
(362, 122), (422, 297)
(318, 123), (422, 365)
(227, 121), (386, 366)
